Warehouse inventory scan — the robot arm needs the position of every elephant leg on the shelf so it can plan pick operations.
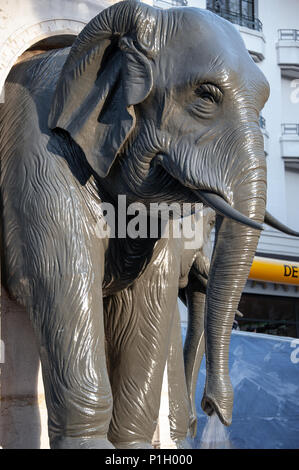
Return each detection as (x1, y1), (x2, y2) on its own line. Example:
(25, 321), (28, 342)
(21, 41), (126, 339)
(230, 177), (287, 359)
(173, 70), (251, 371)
(183, 282), (206, 438)
(104, 277), (178, 449)
(167, 302), (190, 447)
(30, 262), (114, 449)
(3, 210), (114, 449)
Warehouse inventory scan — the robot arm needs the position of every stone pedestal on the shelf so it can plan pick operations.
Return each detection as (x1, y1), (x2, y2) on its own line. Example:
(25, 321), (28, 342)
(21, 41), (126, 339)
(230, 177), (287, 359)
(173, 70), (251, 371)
(0, 287), (49, 449)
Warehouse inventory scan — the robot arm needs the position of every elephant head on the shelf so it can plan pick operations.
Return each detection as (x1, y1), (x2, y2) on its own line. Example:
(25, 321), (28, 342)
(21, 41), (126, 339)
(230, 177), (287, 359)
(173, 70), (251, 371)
(49, 1), (270, 426)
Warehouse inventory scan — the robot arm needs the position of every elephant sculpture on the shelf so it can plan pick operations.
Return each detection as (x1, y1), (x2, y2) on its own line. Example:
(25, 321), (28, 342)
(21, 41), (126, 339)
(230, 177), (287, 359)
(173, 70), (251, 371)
(1, 0), (297, 449)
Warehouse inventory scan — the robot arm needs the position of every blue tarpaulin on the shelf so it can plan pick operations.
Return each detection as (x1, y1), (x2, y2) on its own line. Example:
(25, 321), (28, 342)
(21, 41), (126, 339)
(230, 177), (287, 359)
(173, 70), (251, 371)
(181, 328), (299, 449)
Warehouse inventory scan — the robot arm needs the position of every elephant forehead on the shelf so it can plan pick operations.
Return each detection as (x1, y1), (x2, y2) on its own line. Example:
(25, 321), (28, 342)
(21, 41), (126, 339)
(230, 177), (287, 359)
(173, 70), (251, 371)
(165, 8), (269, 99)
(174, 8), (248, 60)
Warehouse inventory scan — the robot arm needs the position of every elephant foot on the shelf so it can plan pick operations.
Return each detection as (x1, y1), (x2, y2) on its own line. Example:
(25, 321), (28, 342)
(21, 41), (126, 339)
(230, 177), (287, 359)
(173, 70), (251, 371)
(51, 436), (115, 449)
(113, 441), (153, 449)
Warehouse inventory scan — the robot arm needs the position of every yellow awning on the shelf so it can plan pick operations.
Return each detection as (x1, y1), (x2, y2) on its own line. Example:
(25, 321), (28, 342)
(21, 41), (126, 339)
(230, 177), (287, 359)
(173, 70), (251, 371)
(249, 256), (299, 285)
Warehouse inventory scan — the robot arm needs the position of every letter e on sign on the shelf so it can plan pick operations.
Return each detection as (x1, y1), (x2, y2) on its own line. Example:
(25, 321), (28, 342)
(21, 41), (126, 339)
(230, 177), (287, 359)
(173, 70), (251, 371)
(292, 266), (298, 278)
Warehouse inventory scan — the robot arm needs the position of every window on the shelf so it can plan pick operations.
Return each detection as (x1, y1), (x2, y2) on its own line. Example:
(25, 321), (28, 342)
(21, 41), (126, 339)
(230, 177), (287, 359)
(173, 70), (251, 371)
(207, 0), (254, 17)
(154, 0), (188, 6)
(207, 0), (261, 31)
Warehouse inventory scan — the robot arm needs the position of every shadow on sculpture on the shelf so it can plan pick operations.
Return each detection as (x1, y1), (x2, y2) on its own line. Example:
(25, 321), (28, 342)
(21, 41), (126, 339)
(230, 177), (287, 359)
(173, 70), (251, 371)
(1, 0), (298, 449)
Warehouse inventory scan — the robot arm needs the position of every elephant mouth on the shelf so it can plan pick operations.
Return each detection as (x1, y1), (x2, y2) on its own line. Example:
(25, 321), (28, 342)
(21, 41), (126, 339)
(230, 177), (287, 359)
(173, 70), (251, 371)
(153, 155), (263, 231)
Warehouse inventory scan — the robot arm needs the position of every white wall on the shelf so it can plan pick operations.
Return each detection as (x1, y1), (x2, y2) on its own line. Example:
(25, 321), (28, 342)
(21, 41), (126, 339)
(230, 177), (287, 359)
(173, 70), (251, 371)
(257, 1), (299, 243)
(257, 1), (286, 221)
(187, 0), (206, 7)
(260, 0), (299, 30)
(285, 169), (299, 231)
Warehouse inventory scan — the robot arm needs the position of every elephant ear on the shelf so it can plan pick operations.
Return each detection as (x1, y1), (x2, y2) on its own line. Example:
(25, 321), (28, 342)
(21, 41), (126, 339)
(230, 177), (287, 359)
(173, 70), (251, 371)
(49, 29), (153, 178)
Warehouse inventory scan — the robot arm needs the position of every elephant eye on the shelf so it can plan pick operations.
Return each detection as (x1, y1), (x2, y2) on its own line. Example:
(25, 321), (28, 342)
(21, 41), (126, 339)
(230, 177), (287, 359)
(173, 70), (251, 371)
(194, 83), (222, 104)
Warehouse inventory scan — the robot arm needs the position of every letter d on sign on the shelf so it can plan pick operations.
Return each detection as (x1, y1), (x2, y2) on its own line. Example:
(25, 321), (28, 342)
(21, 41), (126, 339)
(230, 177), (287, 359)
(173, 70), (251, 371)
(284, 265), (292, 277)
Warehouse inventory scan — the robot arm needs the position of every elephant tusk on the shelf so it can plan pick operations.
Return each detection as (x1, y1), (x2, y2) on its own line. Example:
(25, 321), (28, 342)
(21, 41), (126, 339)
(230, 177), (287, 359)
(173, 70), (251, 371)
(196, 190), (264, 231)
(264, 211), (299, 237)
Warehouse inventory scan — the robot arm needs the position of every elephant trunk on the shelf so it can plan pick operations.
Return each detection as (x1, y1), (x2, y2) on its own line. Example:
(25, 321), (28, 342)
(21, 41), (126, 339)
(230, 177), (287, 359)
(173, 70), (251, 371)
(201, 152), (266, 426)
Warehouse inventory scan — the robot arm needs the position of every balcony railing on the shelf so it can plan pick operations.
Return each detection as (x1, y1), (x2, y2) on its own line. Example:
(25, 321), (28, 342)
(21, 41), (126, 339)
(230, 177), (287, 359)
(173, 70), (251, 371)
(282, 123), (299, 135)
(207, 7), (263, 32)
(278, 29), (299, 41)
(153, 0), (188, 6)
